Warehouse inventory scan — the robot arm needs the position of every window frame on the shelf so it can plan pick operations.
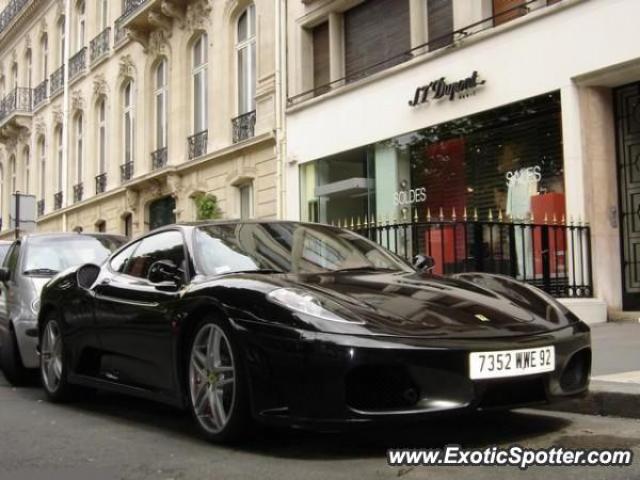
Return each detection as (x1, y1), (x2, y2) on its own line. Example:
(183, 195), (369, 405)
(97, 98), (107, 174)
(122, 80), (135, 166)
(154, 58), (168, 150)
(235, 4), (256, 116)
(192, 34), (208, 134)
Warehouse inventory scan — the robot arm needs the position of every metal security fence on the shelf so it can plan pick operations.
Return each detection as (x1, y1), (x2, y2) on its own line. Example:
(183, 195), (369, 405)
(344, 211), (592, 298)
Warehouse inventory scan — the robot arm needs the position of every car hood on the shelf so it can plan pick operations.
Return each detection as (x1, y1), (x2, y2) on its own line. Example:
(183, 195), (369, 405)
(281, 270), (573, 339)
(29, 276), (53, 295)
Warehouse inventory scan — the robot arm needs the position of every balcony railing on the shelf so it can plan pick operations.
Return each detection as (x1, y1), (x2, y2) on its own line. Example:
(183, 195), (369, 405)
(53, 191), (63, 210)
(0, 0), (29, 37)
(0, 87), (32, 123)
(95, 173), (107, 194)
(120, 161), (134, 182)
(69, 48), (87, 80)
(37, 199), (44, 217)
(151, 147), (168, 170)
(90, 27), (111, 65)
(114, 15), (128, 45)
(33, 79), (47, 109)
(232, 110), (256, 144)
(188, 130), (208, 159)
(346, 214), (592, 298)
(123, 0), (147, 18)
(50, 65), (64, 96)
(73, 183), (83, 203)
(288, 0), (563, 105)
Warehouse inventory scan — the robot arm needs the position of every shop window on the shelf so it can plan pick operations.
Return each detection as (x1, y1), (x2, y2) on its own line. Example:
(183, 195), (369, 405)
(427, 0), (453, 51)
(344, 0), (411, 80)
(301, 92), (564, 227)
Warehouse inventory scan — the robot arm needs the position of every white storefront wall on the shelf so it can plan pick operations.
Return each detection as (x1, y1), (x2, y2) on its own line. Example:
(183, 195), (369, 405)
(285, 0), (640, 323)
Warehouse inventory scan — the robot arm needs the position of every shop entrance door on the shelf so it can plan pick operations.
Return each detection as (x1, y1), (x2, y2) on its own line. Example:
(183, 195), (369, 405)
(148, 196), (176, 231)
(614, 83), (640, 310)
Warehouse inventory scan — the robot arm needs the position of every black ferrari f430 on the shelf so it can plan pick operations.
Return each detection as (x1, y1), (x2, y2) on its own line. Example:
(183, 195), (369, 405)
(37, 221), (591, 442)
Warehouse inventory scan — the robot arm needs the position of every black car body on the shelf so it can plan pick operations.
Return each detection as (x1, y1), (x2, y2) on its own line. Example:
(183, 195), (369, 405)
(37, 222), (591, 440)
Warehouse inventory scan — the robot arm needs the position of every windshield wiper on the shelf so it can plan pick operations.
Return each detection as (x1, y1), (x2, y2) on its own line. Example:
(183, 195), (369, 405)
(23, 268), (60, 276)
(218, 268), (286, 275)
(333, 267), (398, 273)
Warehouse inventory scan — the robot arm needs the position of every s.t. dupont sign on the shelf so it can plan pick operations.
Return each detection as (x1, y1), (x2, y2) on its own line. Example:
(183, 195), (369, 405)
(409, 71), (486, 107)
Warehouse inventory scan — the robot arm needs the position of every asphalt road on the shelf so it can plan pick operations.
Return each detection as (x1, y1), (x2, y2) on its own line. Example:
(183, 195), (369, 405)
(0, 373), (639, 480)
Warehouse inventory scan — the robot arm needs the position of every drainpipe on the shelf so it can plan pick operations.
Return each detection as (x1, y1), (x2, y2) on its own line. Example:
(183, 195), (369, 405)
(62, 0), (71, 231)
(274, 0), (287, 219)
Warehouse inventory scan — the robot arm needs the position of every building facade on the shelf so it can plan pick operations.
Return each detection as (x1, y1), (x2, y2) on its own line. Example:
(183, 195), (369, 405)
(285, 0), (640, 322)
(0, 0), (284, 239)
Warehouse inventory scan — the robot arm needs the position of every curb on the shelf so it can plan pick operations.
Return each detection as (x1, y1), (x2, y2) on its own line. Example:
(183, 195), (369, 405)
(536, 380), (640, 419)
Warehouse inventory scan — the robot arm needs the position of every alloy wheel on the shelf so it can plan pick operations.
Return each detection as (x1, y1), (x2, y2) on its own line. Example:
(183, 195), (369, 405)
(189, 323), (236, 434)
(41, 321), (63, 392)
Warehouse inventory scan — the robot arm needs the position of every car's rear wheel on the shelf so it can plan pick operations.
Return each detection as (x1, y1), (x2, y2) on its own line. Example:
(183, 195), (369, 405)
(187, 317), (249, 443)
(40, 316), (74, 402)
(0, 325), (28, 386)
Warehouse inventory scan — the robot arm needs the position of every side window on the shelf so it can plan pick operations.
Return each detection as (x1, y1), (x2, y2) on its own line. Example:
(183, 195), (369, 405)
(5, 242), (20, 278)
(109, 242), (139, 274)
(124, 231), (186, 280)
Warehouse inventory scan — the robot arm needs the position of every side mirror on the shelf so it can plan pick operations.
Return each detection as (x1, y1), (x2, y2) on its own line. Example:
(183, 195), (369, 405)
(0, 267), (10, 282)
(412, 254), (435, 273)
(148, 260), (182, 289)
(77, 264), (101, 289)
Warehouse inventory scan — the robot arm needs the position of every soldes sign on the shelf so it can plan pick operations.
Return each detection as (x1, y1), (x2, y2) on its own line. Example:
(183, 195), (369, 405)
(409, 71), (486, 107)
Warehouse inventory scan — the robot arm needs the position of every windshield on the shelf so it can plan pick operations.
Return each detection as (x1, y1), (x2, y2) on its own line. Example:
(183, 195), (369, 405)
(0, 244), (10, 265)
(194, 223), (412, 276)
(23, 235), (125, 275)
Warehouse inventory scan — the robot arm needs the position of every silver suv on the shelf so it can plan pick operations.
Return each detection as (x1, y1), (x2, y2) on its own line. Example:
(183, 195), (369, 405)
(0, 233), (126, 384)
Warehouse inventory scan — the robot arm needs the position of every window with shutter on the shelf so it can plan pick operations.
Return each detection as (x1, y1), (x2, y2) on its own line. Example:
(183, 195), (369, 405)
(312, 22), (330, 93)
(428, 0), (453, 51)
(493, 0), (527, 26)
(344, 0), (411, 82)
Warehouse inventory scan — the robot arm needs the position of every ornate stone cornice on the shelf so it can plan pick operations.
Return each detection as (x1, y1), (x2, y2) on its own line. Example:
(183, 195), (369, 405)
(71, 90), (85, 112)
(118, 54), (136, 81)
(93, 73), (109, 98)
(184, 0), (212, 30)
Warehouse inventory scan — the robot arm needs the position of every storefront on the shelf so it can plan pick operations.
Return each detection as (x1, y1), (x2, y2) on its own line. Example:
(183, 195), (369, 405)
(300, 92), (565, 228)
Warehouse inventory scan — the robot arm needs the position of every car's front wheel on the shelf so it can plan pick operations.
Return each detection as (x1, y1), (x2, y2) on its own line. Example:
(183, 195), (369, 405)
(40, 315), (74, 402)
(187, 317), (249, 443)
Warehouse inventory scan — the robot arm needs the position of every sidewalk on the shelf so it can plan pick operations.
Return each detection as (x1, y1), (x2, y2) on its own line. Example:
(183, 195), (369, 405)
(540, 321), (640, 418)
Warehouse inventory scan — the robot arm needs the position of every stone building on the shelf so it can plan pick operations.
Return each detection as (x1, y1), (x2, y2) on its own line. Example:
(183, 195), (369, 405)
(0, 0), (284, 238)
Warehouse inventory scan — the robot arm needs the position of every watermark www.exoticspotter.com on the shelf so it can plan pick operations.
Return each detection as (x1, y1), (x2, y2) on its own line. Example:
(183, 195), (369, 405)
(387, 445), (634, 470)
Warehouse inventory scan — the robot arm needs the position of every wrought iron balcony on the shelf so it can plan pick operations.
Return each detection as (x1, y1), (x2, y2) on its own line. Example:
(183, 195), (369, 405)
(33, 79), (47, 109)
(123, 0), (147, 17)
(37, 199), (44, 217)
(73, 183), (83, 203)
(95, 173), (107, 194)
(188, 130), (207, 159)
(120, 161), (134, 182)
(0, 87), (32, 126)
(90, 27), (111, 65)
(53, 191), (63, 210)
(50, 65), (64, 96)
(232, 110), (256, 144)
(114, 15), (127, 45)
(151, 146), (168, 170)
(69, 48), (87, 80)
(0, 0), (29, 37)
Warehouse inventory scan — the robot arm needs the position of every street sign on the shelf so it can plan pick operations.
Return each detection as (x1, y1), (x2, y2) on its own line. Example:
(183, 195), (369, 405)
(9, 192), (37, 233)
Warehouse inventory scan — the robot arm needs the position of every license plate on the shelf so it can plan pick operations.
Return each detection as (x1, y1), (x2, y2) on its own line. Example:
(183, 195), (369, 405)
(469, 346), (555, 380)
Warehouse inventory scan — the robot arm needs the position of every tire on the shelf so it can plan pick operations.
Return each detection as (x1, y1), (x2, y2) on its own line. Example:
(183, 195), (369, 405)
(40, 314), (75, 402)
(186, 316), (250, 443)
(0, 325), (28, 386)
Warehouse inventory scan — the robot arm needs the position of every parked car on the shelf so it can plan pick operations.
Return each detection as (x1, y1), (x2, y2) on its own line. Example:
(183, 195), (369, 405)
(0, 241), (12, 265)
(37, 222), (591, 443)
(0, 233), (126, 384)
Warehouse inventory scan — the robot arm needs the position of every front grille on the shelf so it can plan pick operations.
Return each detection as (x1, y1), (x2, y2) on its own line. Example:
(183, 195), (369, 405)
(346, 365), (420, 411)
(478, 376), (546, 409)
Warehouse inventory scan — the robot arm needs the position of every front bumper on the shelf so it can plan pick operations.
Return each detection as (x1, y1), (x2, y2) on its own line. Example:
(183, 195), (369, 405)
(13, 318), (39, 369)
(238, 322), (591, 429)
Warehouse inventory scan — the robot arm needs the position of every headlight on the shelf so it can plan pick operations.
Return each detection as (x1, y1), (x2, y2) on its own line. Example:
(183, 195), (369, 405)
(31, 298), (40, 315)
(267, 288), (364, 324)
